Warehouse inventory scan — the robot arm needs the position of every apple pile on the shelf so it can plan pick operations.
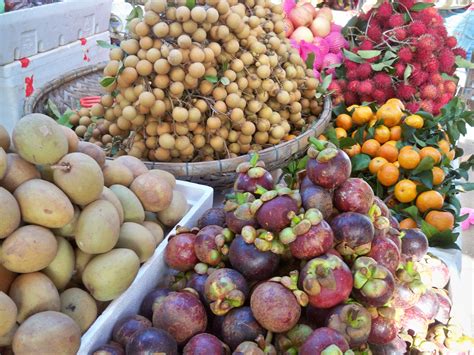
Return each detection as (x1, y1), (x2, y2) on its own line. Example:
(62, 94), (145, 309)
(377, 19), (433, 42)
(283, 1), (348, 80)
(92, 143), (474, 354)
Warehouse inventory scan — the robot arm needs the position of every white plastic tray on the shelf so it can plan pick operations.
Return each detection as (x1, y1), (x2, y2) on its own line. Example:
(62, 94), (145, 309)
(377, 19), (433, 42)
(79, 180), (213, 354)
(0, 0), (112, 66)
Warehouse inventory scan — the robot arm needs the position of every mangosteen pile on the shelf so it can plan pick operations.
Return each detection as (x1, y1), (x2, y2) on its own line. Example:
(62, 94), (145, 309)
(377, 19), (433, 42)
(94, 144), (473, 354)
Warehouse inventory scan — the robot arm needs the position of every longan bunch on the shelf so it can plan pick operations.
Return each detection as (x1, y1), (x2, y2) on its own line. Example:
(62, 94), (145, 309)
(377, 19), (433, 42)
(73, 0), (322, 161)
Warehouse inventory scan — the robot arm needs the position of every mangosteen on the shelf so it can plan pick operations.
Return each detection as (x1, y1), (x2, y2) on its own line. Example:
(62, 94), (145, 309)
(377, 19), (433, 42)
(412, 289), (440, 321)
(326, 303), (372, 347)
(330, 212), (375, 261)
(419, 254), (450, 289)
(234, 155), (274, 194)
(186, 272), (209, 305)
(194, 225), (229, 266)
(401, 307), (429, 338)
(373, 196), (391, 218)
(333, 178), (375, 214)
(301, 182), (333, 219)
(368, 306), (401, 345)
(386, 227), (402, 251)
(204, 268), (249, 316)
(306, 306), (332, 329)
(401, 228), (428, 262)
(183, 333), (229, 355)
(238, 225), (285, 255)
(369, 336), (407, 354)
(112, 315), (152, 347)
(367, 235), (400, 275)
(391, 262), (425, 309)
(197, 208), (226, 229)
(224, 193), (259, 234)
(228, 235), (280, 281)
(389, 215), (400, 229)
(434, 289), (452, 324)
(305, 143), (352, 190)
(253, 187), (300, 233)
(275, 324), (313, 354)
(300, 175), (314, 192)
(298, 254), (353, 309)
(250, 275), (304, 333)
(165, 230), (199, 271)
(299, 327), (350, 355)
(139, 288), (171, 320)
(221, 307), (265, 350)
(126, 327), (178, 355)
(352, 257), (395, 307)
(427, 320), (474, 353)
(93, 342), (125, 355)
(152, 289), (207, 344)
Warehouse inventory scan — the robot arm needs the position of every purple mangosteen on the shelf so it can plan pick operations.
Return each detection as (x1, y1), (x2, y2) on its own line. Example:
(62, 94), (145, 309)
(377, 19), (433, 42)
(194, 225), (227, 266)
(369, 336), (407, 354)
(433, 289), (452, 324)
(234, 155), (274, 194)
(183, 333), (228, 355)
(221, 306), (265, 350)
(125, 328), (178, 355)
(368, 306), (401, 345)
(224, 193), (259, 234)
(254, 188), (300, 233)
(139, 288), (171, 320)
(401, 228), (428, 262)
(299, 327), (350, 355)
(275, 324), (313, 354)
(306, 145), (352, 189)
(367, 235), (401, 275)
(112, 315), (152, 347)
(197, 208), (226, 229)
(165, 231), (198, 271)
(326, 303), (372, 347)
(301, 183), (334, 219)
(333, 178), (375, 214)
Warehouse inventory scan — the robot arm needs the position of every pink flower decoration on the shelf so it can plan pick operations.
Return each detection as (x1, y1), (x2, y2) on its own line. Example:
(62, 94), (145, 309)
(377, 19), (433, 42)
(460, 208), (474, 231)
(283, 0), (296, 17)
(299, 41), (319, 61)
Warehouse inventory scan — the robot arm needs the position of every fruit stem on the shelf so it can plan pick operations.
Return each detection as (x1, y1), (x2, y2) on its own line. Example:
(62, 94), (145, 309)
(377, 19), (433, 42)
(250, 152), (260, 167)
(255, 186), (268, 195)
(50, 163), (71, 172)
(309, 137), (325, 151)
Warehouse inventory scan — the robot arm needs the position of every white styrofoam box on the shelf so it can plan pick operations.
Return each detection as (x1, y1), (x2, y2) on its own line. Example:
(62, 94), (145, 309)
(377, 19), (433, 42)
(79, 180), (213, 355)
(0, 31), (110, 135)
(0, 0), (112, 66)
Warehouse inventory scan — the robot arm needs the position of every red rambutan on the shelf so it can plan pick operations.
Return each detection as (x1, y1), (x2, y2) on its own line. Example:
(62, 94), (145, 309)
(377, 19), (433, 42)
(376, 2), (393, 19)
(360, 95), (374, 103)
(344, 91), (359, 105)
(439, 48), (455, 73)
(452, 47), (467, 59)
(398, 47), (413, 63)
(440, 93), (453, 105)
(394, 62), (406, 78)
(345, 60), (359, 72)
(436, 26), (448, 39)
(419, 100), (434, 113)
(357, 63), (373, 80)
(374, 72), (392, 88)
(417, 34), (437, 52)
(394, 28), (407, 41)
(432, 103), (443, 115)
(430, 73), (443, 85)
(408, 21), (427, 37)
(398, 0), (415, 10)
(424, 56), (440, 73)
(406, 102), (420, 113)
(328, 81), (342, 94)
(337, 79), (347, 90)
(445, 36), (457, 48)
(359, 79), (374, 95)
(421, 84), (438, 100)
(367, 25), (383, 42)
(359, 40), (374, 50)
(373, 89), (386, 103)
(437, 83), (445, 96)
(444, 80), (457, 94)
(414, 47), (433, 63)
(409, 68), (429, 86)
(388, 13), (405, 28)
(346, 70), (358, 81)
(397, 83), (416, 100)
(347, 80), (360, 92)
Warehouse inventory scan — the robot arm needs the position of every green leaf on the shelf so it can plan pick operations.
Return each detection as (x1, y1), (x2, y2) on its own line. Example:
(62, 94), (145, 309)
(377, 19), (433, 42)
(220, 77), (230, 86)
(351, 154), (371, 172)
(404, 64), (412, 82)
(403, 205), (420, 221)
(325, 127), (339, 148)
(100, 76), (116, 88)
(321, 74), (333, 92)
(57, 108), (74, 128)
(297, 156), (309, 171)
(354, 125), (367, 145)
(332, 103), (348, 117)
(186, 0), (196, 9)
(96, 40), (116, 49)
(457, 182), (474, 191)
(205, 75), (219, 83)
(421, 220), (440, 239)
(410, 2), (434, 11)
(411, 156), (435, 175)
(339, 137), (357, 149)
(403, 13), (410, 22)
(383, 51), (397, 61)
(46, 99), (61, 119)
(455, 55), (474, 69)
(357, 50), (381, 59)
(343, 49), (364, 64)
(370, 59), (396, 72)
(222, 62), (229, 71)
(306, 52), (315, 69)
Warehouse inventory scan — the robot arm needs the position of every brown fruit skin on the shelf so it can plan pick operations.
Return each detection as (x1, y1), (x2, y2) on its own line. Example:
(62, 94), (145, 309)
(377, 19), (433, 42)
(0, 148), (6, 180)
(0, 124), (10, 151)
(12, 311), (81, 355)
(14, 179), (74, 229)
(157, 190), (188, 226)
(0, 225), (58, 273)
(103, 161), (134, 187)
(130, 172), (173, 212)
(115, 155), (148, 178)
(250, 282), (301, 333)
(77, 141), (106, 168)
(0, 187), (21, 239)
(0, 264), (16, 294)
(61, 126), (79, 153)
(0, 292), (17, 337)
(0, 153), (40, 192)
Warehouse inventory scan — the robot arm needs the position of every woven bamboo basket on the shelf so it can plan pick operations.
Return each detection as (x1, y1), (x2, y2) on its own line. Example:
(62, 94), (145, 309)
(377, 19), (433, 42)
(24, 63), (332, 189)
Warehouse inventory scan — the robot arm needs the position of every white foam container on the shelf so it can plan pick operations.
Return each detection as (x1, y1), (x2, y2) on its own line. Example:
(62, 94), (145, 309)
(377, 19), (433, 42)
(79, 180), (213, 355)
(0, 31), (110, 134)
(0, 0), (112, 66)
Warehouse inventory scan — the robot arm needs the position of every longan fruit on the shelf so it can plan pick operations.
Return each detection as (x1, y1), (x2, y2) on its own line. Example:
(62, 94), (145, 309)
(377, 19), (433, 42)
(191, 6), (207, 22)
(238, 134), (252, 145)
(184, 74), (198, 88)
(109, 123), (125, 137)
(150, 100), (166, 117)
(176, 6), (191, 22)
(104, 60), (120, 76)
(69, 113), (80, 126)
(216, 0), (230, 15)
(206, 8), (219, 23)
(117, 116), (132, 130)
(170, 82), (185, 97)
(137, 48), (147, 60)
(188, 62), (205, 78)
(121, 67), (138, 84)
(183, 20), (198, 34)
(121, 39), (139, 55)
(277, 91), (290, 105)
(174, 136), (190, 151)
(139, 92), (155, 108)
(172, 107), (188, 123)
(101, 95), (114, 108)
(199, 80), (214, 96)
(217, 25), (229, 40)
(175, 122), (189, 135)
(122, 55), (138, 68)
(210, 136), (225, 152)
(75, 125), (87, 137)
(271, 125), (285, 140)
(166, 7), (176, 20)
(187, 108), (201, 123)
(109, 47), (124, 61)
(177, 34), (192, 49)
(150, 0), (167, 13)
(159, 133), (176, 149)
(241, 121), (256, 136)
(90, 103), (105, 117)
(224, 39), (239, 54)
(193, 134), (206, 148)
(79, 116), (91, 126)
(223, 70), (237, 82)
(208, 42), (222, 57)
(144, 10), (160, 26)
(195, 100), (208, 113)
(230, 108), (244, 122)
(214, 100), (227, 113)
(256, 65), (270, 79)
(226, 82), (239, 94)
(170, 67), (185, 82)
(154, 58), (171, 74)
(122, 106), (137, 121)
(169, 22), (183, 37)
(189, 47), (205, 62)
(132, 114), (145, 126)
(155, 147), (171, 161)
(224, 93), (240, 109)
(136, 60), (153, 76)
(168, 49), (183, 66)
(146, 48), (161, 63)
(153, 22), (169, 38)
(192, 28), (207, 42)
(269, 112), (282, 125)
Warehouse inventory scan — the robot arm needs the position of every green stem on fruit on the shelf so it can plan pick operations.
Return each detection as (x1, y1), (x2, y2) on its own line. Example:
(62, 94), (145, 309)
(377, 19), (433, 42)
(309, 136), (325, 151)
(250, 152), (259, 166)
(255, 186), (268, 195)
(321, 344), (343, 355)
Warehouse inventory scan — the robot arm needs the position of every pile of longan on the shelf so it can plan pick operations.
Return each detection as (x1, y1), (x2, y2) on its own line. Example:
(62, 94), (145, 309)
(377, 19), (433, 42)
(70, 0), (322, 162)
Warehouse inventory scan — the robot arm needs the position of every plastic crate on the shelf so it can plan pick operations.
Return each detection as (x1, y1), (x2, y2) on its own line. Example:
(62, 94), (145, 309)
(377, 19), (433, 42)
(78, 180), (213, 354)
(0, 32), (110, 134)
(0, 0), (112, 66)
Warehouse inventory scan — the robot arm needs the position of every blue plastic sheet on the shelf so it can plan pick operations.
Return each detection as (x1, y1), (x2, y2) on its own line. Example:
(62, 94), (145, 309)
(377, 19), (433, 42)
(440, 7), (474, 59)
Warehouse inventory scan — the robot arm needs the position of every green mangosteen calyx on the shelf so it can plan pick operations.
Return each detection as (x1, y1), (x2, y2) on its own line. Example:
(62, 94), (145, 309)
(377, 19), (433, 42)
(270, 270), (308, 307)
(279, 208), (324, 245)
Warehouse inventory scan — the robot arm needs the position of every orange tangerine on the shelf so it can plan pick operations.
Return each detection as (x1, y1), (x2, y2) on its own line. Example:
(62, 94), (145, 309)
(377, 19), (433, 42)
(390, 126), (402, 141)
(386, 140), (398, 146)
(425, 210), (454, 232)
(335, 127), (348, 139)
(405, 114), (424, 129)
(361, 139), (381, 157)
(432, 167), (445, 185)
(398, 148), (421, 170)
(394, 179), (418, 203)
(399, 217), (417, 229)
(438, 139), (450, 155)
(352, 106), (373, 125)
(344, 143), (361, 157)
(385, 98), (405, 110)
(446, 150), (455, 161)
(347, 104), (359, 112)
(318, 134), (327, 141)
(369, 157), (388, 175)
(377, 163), (400, 186)
(416, 190), (444, 213)
(376, 104), (403, 127)
(419, 147), (442, 164)
(377, 143), (399, 163)
(374, 125), (391, 143)
(336, 114), (353, 131)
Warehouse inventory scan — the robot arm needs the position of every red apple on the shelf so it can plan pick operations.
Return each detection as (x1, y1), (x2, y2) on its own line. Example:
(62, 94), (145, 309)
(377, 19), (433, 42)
(289, 6), (313, 28)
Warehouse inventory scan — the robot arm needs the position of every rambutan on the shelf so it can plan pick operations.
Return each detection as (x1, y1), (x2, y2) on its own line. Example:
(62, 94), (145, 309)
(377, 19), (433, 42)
(367, 25), (383, 42)
(445, 36), (457, 48)
(440, 93), (453, 105)
(394, 28), (407, 41)
(373, 89), (386, 103)
(416, 34), (437, 52)
(344, 91), (359, 105)
(357, 63), (372, 80)
(346, 70), (358, 81)
(444, 80), (457, 94)
(348, 80), (360, 92)
(398, 0), (415, 10)
(337, 79), (347, 90)
(359, 40), (374, 50)
(397, 83), (416, 100)
(452, 47), (467, 59)
(419, 100), (434, 113)
(437, 83), (445, 96)
(406, 102), (420, 113)
(409, 68), (429, 86)
(388, 13), (405, 28)
(424, 57), (439, 73)
(374, 72), (392, 88)
(432, 103), (443, 115)
(439, 48), (455, 73)
(376, 2), (393, 19)
(408, 21), (427, 37)
(421, 84), (438, 100)
(360, 95), (373, 103)
(359, 80), (374, 95)
(328, 81), (342, 94)
(414, 47), (432, 63)
(345, 60), (359, 72)
(430, 73), (443, 85)
(398, 47), (413, 63)
(436, 26), (448, 39)
(394, 62), (406, 78)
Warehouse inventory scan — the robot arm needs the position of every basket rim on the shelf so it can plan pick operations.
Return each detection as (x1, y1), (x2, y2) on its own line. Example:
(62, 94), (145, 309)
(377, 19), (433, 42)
(23, 63), (332, 175)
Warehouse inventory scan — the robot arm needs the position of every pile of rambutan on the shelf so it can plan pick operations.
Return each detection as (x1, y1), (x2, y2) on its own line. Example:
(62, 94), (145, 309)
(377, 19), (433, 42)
(332, 0), (469, 115)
